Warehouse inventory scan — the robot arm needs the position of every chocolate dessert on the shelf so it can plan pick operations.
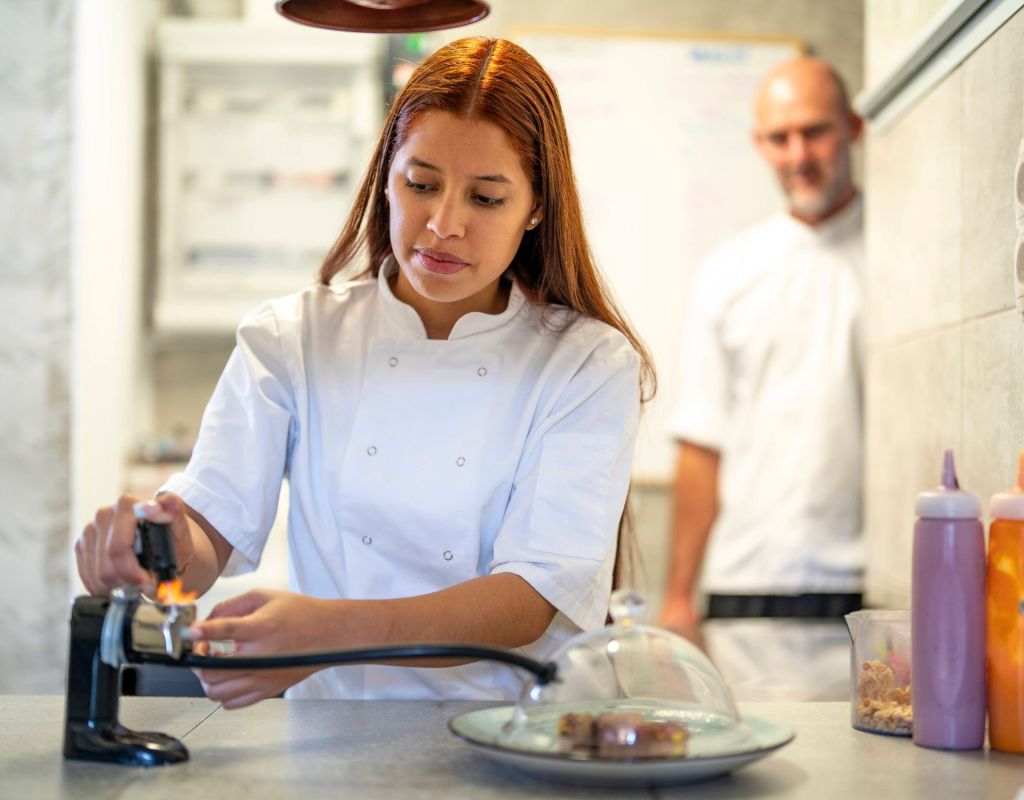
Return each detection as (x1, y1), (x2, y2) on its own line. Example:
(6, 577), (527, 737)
(557, 710), (689, 759)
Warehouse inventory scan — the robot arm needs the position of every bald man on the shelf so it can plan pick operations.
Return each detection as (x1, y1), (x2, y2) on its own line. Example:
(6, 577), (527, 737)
(660, 57), (865, 627)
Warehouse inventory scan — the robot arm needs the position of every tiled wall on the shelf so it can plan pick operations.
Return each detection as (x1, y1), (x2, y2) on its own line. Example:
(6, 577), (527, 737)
(0, 0), (73, 692)
(864, 6), (1024, 606)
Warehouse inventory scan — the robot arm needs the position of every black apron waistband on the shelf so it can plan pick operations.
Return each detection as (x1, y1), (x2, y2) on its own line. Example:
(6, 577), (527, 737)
(706, 593), (863, 619)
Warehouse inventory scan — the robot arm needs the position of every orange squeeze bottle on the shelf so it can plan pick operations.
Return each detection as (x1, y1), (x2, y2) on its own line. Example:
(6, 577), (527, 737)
(987, 451), (1024, 753)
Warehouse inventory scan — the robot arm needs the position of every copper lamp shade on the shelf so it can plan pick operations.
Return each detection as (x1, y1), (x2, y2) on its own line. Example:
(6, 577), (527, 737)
(276, 0), (490, 33)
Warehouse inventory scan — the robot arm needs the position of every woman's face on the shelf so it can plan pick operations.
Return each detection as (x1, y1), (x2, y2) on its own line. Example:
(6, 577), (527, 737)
(387, 110), (540, 332)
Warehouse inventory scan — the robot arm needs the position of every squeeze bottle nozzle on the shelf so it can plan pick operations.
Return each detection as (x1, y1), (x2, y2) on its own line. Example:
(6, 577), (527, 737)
(916, 449), (981, 519)
(941, 449), (958, 489)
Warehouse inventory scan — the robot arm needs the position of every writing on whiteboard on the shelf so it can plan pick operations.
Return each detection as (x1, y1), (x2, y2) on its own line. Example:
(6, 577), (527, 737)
(689, 45), (748, 63)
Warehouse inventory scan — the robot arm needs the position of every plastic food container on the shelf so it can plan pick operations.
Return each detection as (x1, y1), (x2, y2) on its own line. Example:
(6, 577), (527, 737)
(844, 609), (912, 736)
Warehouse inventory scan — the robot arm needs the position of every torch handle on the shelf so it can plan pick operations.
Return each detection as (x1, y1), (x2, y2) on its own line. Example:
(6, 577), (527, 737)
(133, 519), (178, 584)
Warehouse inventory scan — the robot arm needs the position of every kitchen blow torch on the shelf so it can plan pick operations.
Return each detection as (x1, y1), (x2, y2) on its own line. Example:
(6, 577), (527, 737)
(62, 514), (556, 767)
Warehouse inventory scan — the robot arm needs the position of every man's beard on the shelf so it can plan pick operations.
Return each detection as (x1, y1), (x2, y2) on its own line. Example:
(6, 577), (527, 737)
(783, 163), (849, 221)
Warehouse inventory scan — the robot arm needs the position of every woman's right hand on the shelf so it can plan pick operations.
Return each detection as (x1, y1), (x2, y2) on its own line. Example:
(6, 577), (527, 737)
(75, 493), (195, 596)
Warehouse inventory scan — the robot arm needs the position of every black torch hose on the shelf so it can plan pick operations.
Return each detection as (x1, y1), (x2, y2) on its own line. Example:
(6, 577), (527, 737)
(181, 644), (558, 685)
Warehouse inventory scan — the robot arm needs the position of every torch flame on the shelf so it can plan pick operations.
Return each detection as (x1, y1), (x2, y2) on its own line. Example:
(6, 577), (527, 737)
(156, 578), (198, 606)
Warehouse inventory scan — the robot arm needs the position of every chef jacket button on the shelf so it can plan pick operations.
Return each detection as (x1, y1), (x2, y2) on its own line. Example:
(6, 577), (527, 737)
(443, 550), (453, 561)
(362, 535), (372, 545)
(456, 456), (466, 467)
(477, 367), (487, 377)
(367, 445), (377, 456)
(389, 356), (399, 367)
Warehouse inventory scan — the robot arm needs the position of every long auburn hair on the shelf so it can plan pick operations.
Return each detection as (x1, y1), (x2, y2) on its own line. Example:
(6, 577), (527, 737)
(318, 37), (655, 587)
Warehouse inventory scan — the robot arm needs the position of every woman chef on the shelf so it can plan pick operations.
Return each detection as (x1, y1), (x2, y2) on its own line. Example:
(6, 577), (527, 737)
(74, 37), (654, 708)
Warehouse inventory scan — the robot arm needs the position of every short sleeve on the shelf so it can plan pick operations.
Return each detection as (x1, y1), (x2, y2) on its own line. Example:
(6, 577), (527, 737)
(490, 335), (641, 633)
(159, 302), (296, 570)
(669, 255), (729, 450)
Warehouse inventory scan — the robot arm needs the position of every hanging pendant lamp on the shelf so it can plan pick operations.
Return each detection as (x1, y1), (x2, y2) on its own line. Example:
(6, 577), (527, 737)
(275, 0), (490, 34)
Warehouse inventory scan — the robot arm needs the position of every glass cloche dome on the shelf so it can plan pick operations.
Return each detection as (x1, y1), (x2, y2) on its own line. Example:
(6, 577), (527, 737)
(498, 590), (755, 760)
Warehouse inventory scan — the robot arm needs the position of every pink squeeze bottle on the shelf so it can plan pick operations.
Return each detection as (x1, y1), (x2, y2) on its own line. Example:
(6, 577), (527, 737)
(911, 449), (986, 750)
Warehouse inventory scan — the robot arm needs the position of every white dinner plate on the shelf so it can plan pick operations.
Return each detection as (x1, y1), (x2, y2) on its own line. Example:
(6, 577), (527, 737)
(448, 706), (794, 788)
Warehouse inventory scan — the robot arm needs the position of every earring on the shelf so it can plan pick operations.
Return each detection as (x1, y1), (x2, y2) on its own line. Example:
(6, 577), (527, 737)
(529, 217), (539, 226)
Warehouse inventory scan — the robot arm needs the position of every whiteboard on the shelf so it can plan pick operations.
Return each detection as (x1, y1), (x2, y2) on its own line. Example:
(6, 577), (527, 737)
(515, 31), (802, 483)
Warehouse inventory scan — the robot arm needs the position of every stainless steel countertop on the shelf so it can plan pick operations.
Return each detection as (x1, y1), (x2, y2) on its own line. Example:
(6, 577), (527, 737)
(2, 696), (1022, 799)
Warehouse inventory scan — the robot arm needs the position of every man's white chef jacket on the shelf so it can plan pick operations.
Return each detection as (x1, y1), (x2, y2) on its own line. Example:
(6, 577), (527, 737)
(162, 263), (641, 699)
(670, 198), (865, 595)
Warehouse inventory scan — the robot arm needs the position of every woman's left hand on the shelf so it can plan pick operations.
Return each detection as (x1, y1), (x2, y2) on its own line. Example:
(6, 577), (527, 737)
(188, 589), (333, 709)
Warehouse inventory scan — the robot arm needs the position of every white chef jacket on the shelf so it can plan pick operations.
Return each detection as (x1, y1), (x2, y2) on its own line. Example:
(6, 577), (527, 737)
(670, 198), (864, 595)
(162, 260), (641, 700)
